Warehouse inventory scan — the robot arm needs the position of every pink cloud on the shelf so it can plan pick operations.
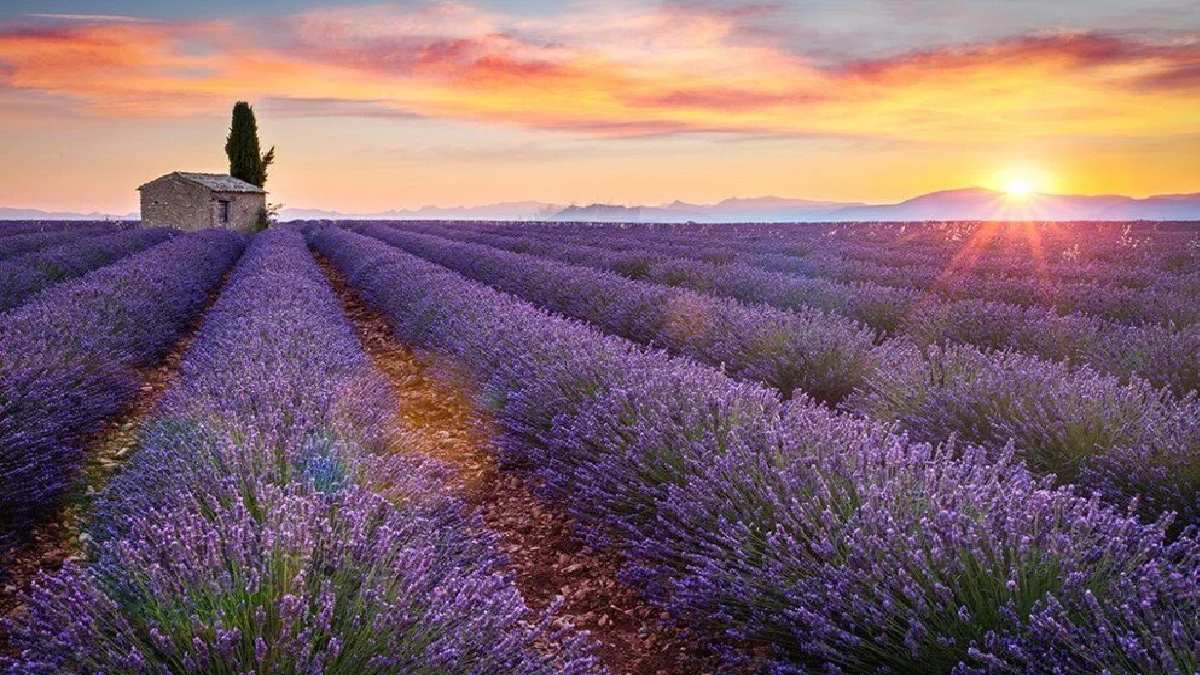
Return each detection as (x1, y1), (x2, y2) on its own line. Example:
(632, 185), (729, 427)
(839, 31), (1200, 89)
(626, 87), (823, 112)
(0, 4), (1196, 143)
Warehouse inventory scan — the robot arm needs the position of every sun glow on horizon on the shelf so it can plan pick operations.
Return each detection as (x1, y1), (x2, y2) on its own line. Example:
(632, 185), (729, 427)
(995, 166), (1050, 200)
(0, 4), (1197, 212)
(1004, 176), (1037, 199)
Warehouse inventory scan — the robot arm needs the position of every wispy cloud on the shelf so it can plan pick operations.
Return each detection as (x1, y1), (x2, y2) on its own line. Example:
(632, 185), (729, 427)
(25, 13), (160, 24)
(0, 1), (1196, 146)
(259, 96), (423, 119)
(838, 31), (1200, 85)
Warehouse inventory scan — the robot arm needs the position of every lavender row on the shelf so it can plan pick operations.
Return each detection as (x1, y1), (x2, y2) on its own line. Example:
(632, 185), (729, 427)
(361, 224), (877, 404)
(0, 220), (131, 239)
(740, 247), (1199, 315)
(398, 220), (925, 333)
(492, 220), (1200, 282)
(760, 221), (1200, 273)
(459, 221), (1163, 284)
(797, 234), (1200, 284)
(404, 222), (1200, 396)
(0, 230), (244, 556)
(416, 221), (1200, 325)
(314, 225), (1200, 673)
(0, 222), (128, 261)
(5, 229), (593, 673)
(459, 221), (1197, 320)
(0, 227), (175, 312)
(697, 225), (1195, 282)
(501, 225), (1200, 326)
(366, 226), (1200, 526)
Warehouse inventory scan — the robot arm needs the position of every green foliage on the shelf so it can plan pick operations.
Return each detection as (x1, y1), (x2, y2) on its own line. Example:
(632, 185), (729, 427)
(251, 210), (269, 234)
(225, 101), (275, 187)
(252, 203), (283, 233)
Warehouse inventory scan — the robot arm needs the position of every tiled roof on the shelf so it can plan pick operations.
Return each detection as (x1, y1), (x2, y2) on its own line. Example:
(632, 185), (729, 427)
(141, 172), (266, 193)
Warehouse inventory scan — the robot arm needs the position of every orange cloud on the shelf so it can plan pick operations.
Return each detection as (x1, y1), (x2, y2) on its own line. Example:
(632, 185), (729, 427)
(0, 4), (1197, 146)
(0, 21), (236, 114)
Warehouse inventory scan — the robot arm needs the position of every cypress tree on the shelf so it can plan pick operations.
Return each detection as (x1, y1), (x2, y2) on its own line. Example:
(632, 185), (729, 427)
(224, 101), (275, 187)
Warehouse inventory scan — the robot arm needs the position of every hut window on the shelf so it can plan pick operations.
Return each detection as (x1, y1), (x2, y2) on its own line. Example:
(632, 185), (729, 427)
(218, 200), (230, 224)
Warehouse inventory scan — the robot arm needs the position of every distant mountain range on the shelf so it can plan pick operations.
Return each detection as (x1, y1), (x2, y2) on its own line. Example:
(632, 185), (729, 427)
(0, 206), (137, 221)
(548, 189), (1200, 222)
(5, 188), (1199, 223)
(825, 188), (1200, 222)
(276, 201), (563, 221)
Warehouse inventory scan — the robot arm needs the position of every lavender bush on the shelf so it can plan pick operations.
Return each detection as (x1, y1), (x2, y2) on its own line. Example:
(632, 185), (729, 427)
(361, 224), (1200, 526)
(5, 230), (596, 673)
(400, 222), (1200, 395)
(358, 224), (878, 405)
(844, 341), (1199, 493)
(93, 229), (395, 530)
(1082, 411), (1200, 529)
(493, 221), (1199, 302)
(0, 220), (130, 235)
(639, 407), (1187, 673)
(395, 221), (924, 333)
(0, 230), (243, 555)
(0, 226), (174, 312)
(0, 223), (126, 260)
(13, 481), (586, 674)
(312, 225), (1200, 672)
(492, 222), (1200, 326)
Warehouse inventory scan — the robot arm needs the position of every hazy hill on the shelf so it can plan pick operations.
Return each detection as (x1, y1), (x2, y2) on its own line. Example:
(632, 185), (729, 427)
(277, 201), (563, 221)
(4, 190), (1198, 223)
(0, 207), (136, 221)
(829, 188), (1200, 222)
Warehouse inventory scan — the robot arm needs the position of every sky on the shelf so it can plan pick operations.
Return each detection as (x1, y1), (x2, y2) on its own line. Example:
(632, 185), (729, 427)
(0, 1), (1197, 213)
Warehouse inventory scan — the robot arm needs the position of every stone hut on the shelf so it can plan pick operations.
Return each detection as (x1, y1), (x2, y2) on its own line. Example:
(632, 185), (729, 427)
(138, 172), (266, 232)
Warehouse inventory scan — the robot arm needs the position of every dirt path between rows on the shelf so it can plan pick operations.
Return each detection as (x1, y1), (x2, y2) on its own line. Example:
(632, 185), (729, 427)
(0, 271), (231, 655)
(319, 255), (722, 675)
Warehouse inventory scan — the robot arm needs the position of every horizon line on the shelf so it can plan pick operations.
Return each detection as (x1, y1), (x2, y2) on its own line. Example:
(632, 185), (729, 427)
(5, 184), (1200, 217)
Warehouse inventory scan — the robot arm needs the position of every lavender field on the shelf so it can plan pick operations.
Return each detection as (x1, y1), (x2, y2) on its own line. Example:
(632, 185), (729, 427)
(2, 219), (1199, 673)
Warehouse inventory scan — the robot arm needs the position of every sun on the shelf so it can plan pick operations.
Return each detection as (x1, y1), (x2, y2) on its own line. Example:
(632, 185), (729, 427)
(996, 167), (1046, 200)
(1004, 176), (1036, 199)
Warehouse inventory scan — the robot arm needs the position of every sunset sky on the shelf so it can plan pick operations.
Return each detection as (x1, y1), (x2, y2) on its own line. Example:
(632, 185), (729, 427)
(1, 1), (1198, 213)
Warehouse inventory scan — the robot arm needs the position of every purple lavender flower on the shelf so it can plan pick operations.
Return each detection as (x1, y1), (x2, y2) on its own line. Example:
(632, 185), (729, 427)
(357, 224), (878, 405)
(0, 222), (129, 260)
(406, 221), (1199, 394)
(358, 224), (1200, 527)
(310, 225), (1200, 671)
(0, 227), (174, 312)
(0, 229), (243, 554)
(6, 229), (597, 673)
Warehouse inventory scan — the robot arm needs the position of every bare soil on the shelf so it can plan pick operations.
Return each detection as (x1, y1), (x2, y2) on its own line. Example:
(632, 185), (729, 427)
(319, 255), (723, 675)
